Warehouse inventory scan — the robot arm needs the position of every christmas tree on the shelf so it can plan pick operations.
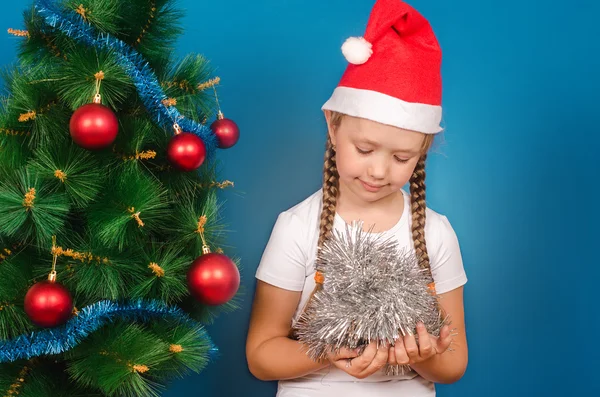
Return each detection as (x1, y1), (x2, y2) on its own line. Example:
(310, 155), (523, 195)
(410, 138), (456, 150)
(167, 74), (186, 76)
(0, 0), (241, 395)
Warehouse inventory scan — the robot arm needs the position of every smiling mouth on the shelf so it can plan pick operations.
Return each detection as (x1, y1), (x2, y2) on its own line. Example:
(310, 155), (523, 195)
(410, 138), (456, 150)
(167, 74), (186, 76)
(359, 179), (386, 191)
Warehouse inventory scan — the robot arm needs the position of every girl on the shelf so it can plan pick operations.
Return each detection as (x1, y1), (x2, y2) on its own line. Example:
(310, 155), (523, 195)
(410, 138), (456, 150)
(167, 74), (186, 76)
(246, 1), (468, 395)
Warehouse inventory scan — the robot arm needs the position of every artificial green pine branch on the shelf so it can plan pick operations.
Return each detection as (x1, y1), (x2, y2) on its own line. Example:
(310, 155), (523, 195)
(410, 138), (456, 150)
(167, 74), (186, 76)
(0, 359), (104, 396)
(118, 0), (184, 70)
(87, 173), (170, 251)
(0, 252), (34, 339)
(0, 237), (38, 339)
(148, 320), (214, 380)
(18, 7), (74, 64)
(37, 234), (142, 304)
(66, 323), (171, 397)
(113, 117), (163, 157)
(28, 138), (105, 208)
(0, 99), (32, 169)
(56, 47), (135, 110)
(172, 187), (228, 257)
(0, 168), (70, 246)
(64, 0), (123, 35)
(0, 361), (60, 397)
(160, 54), (217, 122)
(1, 0), (240, 394)
(3, 66), (71, 148)
(130, 241), (192, 304)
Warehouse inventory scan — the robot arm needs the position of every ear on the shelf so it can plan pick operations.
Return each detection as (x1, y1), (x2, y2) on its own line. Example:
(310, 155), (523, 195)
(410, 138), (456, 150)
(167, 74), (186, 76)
(323, 110), (337, 146)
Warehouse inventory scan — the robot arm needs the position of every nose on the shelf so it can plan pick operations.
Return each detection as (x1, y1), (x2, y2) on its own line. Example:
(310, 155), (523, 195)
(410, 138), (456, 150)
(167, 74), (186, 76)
(367, 155), (388, 180)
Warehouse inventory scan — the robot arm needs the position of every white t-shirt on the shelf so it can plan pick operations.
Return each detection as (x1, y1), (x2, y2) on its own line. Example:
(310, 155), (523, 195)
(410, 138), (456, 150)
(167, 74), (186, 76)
(255, 189), (468, 397)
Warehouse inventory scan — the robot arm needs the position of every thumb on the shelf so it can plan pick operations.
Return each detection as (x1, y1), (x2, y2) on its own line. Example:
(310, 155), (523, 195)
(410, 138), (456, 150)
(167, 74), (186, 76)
(435, 326), (452, 353)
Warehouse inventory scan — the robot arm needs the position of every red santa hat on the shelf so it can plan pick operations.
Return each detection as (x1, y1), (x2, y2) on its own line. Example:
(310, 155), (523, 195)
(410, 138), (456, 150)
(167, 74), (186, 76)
(322, 0), (443, 134)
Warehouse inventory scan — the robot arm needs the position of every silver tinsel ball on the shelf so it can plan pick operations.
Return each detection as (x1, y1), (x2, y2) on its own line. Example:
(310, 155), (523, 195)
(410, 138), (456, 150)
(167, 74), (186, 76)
(295, 221), (445, 375)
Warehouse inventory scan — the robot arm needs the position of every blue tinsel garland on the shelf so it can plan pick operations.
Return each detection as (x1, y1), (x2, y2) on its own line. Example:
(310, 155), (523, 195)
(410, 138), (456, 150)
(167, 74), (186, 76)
(0, 300), (218, 363)
(34, 0), (218, 161)
(0, 0), (222, 367)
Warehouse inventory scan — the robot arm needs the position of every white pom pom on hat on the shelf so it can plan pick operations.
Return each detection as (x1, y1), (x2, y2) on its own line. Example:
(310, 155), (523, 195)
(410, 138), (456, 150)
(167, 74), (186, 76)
(341, 37), (373, 65)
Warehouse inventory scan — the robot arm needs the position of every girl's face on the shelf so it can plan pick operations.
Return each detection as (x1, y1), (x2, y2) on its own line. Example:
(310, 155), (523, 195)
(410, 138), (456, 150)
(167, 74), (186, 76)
(326, 111), (425, 205)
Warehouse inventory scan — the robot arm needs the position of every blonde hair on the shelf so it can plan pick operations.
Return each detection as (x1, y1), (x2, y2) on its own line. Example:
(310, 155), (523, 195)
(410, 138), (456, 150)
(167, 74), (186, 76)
(318, 111), (434, 268)
(292, 112), (435, 338)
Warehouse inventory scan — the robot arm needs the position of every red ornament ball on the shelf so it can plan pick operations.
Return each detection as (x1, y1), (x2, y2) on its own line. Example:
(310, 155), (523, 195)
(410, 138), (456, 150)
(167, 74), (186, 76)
(210, 117), (239, 149)
(24, 280), (73, 328)
(187, 253), (240, 305)
(167, 132), (206, 172)
(69, 103), (119, 150)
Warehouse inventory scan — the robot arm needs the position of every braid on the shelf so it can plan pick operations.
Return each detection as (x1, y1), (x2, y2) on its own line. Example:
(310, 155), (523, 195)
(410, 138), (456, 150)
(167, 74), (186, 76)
(293, 116), (437, 338)
(291, 129), (339, 339)
(318, 136), (338, 247)
(410, 154), (431, 274)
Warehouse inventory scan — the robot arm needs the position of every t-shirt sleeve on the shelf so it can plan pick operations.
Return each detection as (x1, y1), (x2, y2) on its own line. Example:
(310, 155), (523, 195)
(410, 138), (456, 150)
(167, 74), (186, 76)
(255, 211), (307, 291)
(429, 215), (468, 294)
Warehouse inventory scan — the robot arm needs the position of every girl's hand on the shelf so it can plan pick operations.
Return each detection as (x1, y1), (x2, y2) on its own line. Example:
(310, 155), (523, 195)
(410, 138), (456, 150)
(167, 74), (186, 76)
(327, 341), (389, 379)
(388, 323), (453, 366)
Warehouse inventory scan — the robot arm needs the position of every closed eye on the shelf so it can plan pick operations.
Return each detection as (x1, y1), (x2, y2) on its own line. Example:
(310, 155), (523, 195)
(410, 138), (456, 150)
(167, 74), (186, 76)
(356, 147), (372, 155)
(394, 156), (410, 163)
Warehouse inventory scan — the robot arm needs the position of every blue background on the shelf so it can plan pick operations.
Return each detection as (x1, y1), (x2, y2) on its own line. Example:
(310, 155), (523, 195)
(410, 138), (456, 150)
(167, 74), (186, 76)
(1, 0), (598, 396)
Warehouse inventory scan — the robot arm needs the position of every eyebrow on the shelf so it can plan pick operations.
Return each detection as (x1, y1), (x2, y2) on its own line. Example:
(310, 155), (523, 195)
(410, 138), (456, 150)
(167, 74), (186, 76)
(355, 138), (420, 155)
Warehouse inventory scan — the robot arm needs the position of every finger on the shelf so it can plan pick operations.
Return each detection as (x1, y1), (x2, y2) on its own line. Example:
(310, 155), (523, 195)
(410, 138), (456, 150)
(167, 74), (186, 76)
(436, 326), (453, 354)
(353, 341), (378, 371)
(335, 347), (360, 360)
(416, 322), (433, 358)
(394, 337), (410, 365)
(358, 342), (389, 378)
(440, 325), (450, 339)
(388, 345), (396, 365)
(331, 357), (354, 372)
(403, 331), (421, 363)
